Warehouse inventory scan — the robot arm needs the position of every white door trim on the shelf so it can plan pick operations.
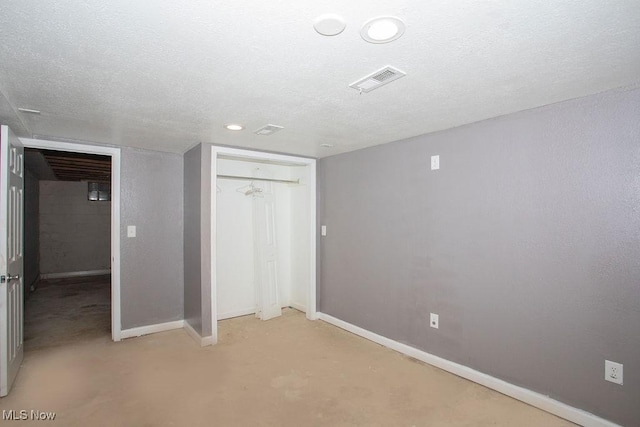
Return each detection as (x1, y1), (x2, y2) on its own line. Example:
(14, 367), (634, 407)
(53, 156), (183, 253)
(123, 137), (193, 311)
(210, 146), (317, 342)
(20, 138), (122, 342)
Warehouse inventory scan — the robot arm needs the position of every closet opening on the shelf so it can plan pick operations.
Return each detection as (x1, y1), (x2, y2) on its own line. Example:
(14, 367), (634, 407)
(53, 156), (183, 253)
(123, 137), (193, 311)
(212, 147), (316, 340)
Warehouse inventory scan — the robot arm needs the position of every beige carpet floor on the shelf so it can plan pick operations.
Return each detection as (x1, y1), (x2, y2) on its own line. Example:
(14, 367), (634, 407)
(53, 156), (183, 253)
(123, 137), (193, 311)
(2, 291), (575, 426)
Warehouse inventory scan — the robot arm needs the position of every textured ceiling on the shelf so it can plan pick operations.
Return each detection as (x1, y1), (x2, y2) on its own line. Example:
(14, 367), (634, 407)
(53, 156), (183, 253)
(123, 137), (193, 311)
(0, 1), (639, 158)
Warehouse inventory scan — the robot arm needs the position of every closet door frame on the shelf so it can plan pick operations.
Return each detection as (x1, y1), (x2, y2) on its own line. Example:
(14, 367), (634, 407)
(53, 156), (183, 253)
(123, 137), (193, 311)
(210, 146), (317, 338)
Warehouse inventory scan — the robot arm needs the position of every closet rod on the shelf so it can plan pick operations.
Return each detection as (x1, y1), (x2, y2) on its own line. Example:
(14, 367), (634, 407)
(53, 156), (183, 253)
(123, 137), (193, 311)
(217, 174), (300, 184)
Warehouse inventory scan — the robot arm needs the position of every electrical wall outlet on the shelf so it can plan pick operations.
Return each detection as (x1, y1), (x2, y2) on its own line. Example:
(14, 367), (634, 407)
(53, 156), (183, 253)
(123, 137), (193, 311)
(430, 313), (439, 329)
(605, 360), (623, 385)
(127, 225), (136, 238)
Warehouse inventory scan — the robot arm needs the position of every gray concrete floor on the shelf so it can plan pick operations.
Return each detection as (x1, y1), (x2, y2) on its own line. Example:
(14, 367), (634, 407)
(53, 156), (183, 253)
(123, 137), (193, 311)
(2, 301), (575, 426)
(24, 275), (111, 352)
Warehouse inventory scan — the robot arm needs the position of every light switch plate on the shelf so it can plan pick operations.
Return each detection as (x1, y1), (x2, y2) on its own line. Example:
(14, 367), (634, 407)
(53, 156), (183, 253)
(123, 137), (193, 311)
(127, 225), (136, 238)
(321, 225), (327, 236)
(431, 155), (440, 170)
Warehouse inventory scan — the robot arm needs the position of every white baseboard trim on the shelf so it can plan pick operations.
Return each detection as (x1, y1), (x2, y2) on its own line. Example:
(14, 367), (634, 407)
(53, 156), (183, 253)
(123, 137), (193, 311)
(184, 320), (215, 347)
(289, 302), (307, 313)
(218, 307), (255, 320)
(317, 312), (620, 427)
(121, 320), (184, 339)
(41, 269), (111, 279)
(201, 335), (215, 346)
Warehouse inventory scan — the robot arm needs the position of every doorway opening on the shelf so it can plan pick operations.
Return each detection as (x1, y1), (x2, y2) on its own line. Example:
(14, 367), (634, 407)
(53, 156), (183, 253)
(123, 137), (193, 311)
(212, 147), (316, 342)
(24, 149), (112, 350)
(21, 138), (122, 342)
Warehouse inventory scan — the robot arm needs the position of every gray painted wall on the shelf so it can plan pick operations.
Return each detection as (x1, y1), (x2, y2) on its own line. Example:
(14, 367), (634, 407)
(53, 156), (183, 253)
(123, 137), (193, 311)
(183, 144), (202, 334)
(182, 143), (213, 339)
(120, 147), (184, 329)
(23, 168), (39, 289)
(39, 180), (110, 274)
(318, 87), (640, 426)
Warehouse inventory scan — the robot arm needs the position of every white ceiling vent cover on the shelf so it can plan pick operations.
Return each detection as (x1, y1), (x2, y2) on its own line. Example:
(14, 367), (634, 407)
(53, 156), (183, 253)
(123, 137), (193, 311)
(254, 124), (284, 136)
(349, 66), (406, 93)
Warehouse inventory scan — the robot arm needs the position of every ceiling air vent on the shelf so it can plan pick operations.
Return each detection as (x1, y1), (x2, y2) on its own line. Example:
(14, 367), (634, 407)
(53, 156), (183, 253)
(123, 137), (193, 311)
(349, 66), (406, 93)
(254, 124), (284, 136)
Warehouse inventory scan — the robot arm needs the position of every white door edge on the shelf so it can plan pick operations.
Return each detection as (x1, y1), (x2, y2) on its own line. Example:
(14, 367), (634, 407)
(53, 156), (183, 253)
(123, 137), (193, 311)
(1, 125), (25, 396)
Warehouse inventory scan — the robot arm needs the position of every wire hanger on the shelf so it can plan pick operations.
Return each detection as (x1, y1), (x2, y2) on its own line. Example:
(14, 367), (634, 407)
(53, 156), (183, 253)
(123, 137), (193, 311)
(236, 181), (263, 197)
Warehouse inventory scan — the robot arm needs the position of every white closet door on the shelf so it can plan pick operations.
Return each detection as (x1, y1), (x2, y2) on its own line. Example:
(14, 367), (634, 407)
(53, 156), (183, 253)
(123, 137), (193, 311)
(253, 182), (281, 321)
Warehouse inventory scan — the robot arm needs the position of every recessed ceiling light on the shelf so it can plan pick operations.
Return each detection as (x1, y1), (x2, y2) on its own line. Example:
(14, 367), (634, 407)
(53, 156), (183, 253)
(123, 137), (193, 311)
(361, 16), (405, 44)
(314, 14), (346, 36)
(225, 124), (243, 131)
